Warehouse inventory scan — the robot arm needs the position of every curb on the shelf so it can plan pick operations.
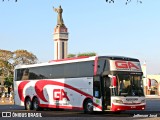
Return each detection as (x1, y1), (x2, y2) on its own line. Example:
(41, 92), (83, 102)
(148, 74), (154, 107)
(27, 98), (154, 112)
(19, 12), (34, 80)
(0, 98), (14, 105)
(145, 95), (160, 99)
(0, 102), (14, 105)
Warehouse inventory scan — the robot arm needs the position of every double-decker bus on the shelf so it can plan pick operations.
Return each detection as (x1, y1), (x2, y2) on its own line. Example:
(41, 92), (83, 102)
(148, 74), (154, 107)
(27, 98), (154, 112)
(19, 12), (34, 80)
(14, 56), (145, 113)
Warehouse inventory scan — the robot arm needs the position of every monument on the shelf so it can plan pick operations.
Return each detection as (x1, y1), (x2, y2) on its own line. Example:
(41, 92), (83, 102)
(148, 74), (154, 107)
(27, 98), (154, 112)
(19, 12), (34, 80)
(53, 6), (69, 60)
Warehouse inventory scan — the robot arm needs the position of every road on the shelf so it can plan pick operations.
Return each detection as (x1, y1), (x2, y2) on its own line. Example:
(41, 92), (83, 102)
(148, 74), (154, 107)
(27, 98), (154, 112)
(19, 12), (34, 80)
(0, 98), (160, 120)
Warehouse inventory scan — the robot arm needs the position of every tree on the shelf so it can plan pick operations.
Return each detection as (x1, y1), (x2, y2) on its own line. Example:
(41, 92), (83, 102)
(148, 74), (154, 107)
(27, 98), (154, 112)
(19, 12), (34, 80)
(4, 75), (13, 95)
(0, 49), (38, 94)
(67, 54), (76, 58)
(13, 50), (38, 66)
(0, 60), (13, 76)
(77, 52), (96, 57)
(67, 52), (96, 58)
(0, 49), (37, 76)
(0, 59), (13, 94)
(0, 49), (13, 76)
(0, 49), (13, 62)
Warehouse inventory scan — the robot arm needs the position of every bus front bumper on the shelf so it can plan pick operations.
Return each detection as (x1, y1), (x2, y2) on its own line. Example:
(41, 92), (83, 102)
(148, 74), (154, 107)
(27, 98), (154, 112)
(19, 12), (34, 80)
(111, 104), (145, 111)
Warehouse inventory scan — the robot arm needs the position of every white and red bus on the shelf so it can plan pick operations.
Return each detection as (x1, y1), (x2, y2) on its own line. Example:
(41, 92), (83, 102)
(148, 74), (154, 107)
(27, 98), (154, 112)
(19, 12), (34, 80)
(14, 56), (146, 113)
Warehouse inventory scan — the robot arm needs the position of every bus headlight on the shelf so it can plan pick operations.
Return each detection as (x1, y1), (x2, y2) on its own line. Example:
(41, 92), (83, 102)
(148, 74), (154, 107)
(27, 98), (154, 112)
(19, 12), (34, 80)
(141, 99), (145, 103)
(113, 99), (123, 104)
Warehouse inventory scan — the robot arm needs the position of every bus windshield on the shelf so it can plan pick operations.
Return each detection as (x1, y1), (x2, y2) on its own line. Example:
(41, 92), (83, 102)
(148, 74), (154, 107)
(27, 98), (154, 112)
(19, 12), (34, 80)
(115, 74), (144, 96)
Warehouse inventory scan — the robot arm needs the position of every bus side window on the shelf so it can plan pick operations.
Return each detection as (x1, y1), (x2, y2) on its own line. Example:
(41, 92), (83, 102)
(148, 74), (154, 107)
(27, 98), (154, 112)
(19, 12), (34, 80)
(93, 76), (101, 98)
(22, 69), (29, 80)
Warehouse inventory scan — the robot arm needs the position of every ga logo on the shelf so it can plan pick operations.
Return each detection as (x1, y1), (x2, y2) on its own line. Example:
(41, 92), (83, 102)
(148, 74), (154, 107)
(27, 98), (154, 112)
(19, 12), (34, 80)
(53, 89), (70, 101)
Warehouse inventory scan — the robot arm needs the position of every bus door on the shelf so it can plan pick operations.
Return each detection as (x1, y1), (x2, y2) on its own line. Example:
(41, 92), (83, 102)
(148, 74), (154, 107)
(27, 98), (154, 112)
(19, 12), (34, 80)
(93, 75), (102, 111)
(102, 76), (111, 111)
(93, 75), (111, 111)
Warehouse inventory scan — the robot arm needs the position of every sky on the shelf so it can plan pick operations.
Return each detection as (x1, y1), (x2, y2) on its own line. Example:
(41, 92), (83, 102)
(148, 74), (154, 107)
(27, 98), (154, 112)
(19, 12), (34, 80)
(0, 0), (160, 74)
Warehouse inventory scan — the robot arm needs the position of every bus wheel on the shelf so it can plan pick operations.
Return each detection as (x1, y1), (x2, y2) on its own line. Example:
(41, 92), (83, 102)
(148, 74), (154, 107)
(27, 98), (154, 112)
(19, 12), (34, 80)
(25, 98), (32, 110)
(32, 97), (41, 111)
(84, 99), (93, 113)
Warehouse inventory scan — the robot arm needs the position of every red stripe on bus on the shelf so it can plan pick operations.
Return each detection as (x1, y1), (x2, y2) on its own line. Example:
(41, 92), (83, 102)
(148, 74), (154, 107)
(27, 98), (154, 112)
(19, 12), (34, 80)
(40, 103), (101, 111)
(18, 81), (30, 102)
(93, 102), (102, 110)
(35, 80), (93, 102)
(49, 56), (90, 63)
(111, 103), (145, 111)
(40, 104), (83, 110)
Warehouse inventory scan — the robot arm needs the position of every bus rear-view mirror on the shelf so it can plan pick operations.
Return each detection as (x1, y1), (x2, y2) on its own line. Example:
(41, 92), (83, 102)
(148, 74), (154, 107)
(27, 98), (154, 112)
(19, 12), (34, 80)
(108, 75), (117, 87)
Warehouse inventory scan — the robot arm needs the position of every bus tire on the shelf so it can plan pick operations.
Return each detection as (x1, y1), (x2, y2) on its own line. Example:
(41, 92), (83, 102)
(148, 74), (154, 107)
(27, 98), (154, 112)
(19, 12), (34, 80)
(32, 97), (42, 111)
(25, 97), (32, 110)
(84, 99), (93, 114)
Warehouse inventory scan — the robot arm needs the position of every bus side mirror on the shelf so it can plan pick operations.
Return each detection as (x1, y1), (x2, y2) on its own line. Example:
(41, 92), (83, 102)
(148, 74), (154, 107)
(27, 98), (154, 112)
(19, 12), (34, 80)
(108, 75), (117, 87)
(112, 76), (117, 87)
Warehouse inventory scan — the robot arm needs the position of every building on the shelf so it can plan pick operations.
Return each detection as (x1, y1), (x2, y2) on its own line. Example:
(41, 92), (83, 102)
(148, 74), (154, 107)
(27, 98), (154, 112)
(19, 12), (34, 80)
(141, 62), (160, 96)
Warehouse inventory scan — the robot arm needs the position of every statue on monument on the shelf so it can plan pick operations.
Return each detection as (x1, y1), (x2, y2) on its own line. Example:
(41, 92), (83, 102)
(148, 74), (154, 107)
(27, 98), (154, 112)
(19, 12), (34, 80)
(53, 5), (65, 26)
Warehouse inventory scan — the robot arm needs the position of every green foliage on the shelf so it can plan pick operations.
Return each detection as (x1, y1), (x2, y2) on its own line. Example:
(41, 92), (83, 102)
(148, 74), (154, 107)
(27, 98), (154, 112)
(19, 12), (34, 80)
(0, 49), (38, 78)
(0, 49), (38, 93)
(0, 60), (13, 76)
(4, 75), (13, 88)
(77, 52), (96, 57)
(67, 54), (76, 58)
(0, 49), (13, 61)
(13, 49), (38, 66)
(67, 52), (96, 58)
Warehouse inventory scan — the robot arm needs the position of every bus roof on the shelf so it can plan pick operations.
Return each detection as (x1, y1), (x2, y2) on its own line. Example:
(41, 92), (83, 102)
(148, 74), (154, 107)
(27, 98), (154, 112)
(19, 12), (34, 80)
(99, 56), (139, 62)
(15, 55), (140, 69)
(15, 56), (96, 69)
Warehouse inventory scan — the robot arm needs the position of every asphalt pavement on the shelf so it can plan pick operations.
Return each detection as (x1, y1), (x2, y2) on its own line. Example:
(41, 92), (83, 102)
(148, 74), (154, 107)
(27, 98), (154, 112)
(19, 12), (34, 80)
(0, 97), (160, 120)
